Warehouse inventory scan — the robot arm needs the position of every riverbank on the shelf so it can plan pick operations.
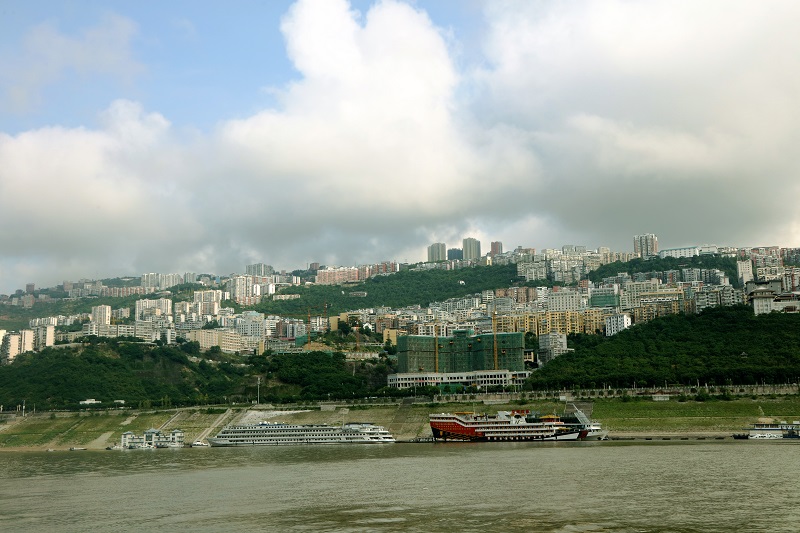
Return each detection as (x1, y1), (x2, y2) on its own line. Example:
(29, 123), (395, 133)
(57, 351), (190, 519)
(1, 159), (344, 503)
(2, 395), (800, 451)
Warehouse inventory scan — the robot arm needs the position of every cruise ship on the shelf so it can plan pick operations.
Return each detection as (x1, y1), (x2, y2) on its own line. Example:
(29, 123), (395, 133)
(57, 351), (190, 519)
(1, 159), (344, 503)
(207, 421), (396, 446)
(733, 420), (800, 440)
(429, 410), (591, 442)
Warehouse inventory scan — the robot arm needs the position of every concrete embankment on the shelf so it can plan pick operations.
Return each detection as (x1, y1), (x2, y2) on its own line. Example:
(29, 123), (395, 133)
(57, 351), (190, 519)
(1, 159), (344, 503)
(0, 404), (436, 449)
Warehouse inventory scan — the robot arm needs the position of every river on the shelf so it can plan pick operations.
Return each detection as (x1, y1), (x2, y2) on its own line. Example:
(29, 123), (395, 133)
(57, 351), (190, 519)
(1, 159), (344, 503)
(1, 441), (798, 532)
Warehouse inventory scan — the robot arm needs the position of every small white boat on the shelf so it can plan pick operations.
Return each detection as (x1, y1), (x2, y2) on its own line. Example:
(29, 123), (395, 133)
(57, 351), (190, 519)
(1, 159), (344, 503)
(191, 441), (209, 447)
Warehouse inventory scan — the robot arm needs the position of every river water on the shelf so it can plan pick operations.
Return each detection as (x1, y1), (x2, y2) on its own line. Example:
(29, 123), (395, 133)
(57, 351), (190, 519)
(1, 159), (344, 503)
(1, 441), (798, 532)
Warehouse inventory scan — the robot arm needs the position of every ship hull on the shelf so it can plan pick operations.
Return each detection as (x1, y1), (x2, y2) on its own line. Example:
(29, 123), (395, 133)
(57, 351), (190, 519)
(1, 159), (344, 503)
(431, 426), (587, 442)
(429, 411), (591, 442)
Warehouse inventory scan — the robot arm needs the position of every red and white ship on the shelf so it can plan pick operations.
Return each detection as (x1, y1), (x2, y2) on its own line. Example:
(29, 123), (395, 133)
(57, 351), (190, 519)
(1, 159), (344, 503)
(429, 410), (590, 442)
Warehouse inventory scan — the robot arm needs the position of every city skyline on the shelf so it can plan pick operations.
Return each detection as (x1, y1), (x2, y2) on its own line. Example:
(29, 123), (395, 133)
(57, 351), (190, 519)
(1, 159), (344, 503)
(2, 1), (799, 295)
(2, 233), (798, 295)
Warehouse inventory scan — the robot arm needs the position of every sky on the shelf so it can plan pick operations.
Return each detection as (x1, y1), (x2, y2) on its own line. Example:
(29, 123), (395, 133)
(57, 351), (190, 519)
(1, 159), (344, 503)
(1, 0), (799, 294)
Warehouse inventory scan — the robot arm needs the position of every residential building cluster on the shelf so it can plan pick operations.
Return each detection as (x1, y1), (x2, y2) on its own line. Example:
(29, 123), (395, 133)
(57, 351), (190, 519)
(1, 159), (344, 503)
(314, 261), (400, 285)
(427, 237), (506, 265)
(2, 238), (799, 372)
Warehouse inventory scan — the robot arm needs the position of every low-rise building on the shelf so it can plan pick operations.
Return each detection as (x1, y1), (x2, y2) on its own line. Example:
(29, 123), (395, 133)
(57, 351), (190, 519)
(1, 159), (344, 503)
(387, 369), (530, 390)
(120, 428), (185, 448)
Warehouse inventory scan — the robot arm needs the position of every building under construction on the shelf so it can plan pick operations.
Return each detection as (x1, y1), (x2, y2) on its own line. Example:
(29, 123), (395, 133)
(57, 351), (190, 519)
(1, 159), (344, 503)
(397, 330), (524, 373)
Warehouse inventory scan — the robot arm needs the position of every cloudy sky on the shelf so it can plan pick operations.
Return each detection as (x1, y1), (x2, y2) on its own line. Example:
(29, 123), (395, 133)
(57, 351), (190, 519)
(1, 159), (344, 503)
(1, 0), (799, 293)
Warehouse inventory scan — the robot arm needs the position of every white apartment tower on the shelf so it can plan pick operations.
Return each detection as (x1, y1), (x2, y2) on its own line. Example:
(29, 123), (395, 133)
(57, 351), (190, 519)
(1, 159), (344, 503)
(135, 298), (173, 320)
(246, 263), (274, 276)
(605, 313), (632, 336)
(633, 234), (659, 258)
(34, 325), (55, 351)
(427, 243), (446, 262)
(462, 237), (481, 261)
(737, 260), (754, 286)
(141, 272), (183, 290)
(91, 305), (112, 325)
(548, 290), (583, 311)
(194, 290), (223, 316)
(1, 332), (21, 362)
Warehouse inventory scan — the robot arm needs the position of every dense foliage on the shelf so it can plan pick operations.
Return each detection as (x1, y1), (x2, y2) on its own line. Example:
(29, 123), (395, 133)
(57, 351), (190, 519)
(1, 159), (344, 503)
(259, 351), (396, 401)
(0, 341), (407, 409)
(587, 255), (739, 287)
(0, 342), (246, 410)
(254, 263), (521, 316)
(527, 306), (800, 390)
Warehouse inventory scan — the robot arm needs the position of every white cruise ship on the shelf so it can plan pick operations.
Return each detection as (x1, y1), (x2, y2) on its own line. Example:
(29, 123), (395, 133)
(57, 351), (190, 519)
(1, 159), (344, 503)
(207, 421), (396, 447)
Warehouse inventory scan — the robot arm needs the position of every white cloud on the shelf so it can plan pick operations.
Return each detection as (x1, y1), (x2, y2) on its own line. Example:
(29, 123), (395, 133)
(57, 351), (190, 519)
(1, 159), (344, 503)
(475, 0), (800, 248)
(214, 0), (539, 249)
(1, 14), (143, 112)
(0, 1), (538, 291)
(2, 0), (800, 293)
(0, 100), (186, 284)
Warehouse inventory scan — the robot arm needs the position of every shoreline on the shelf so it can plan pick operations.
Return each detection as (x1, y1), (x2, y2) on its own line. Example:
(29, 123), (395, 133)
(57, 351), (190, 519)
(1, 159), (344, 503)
(0, 430), (755, 452)
(4, 397), (799, 451)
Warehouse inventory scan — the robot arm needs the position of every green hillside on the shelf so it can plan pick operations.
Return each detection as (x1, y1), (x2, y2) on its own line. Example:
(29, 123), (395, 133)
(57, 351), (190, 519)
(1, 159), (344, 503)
(0, 341), (248, 409)
(4, 259), (800, 408)
(0, 339), (402, 410)
(0, 265), (520, 330)
(4, 306), (799, 410)
(0, 283), (206, 331)
(255, 263), (520, 316)
(527, 306), (800, 390)
(588, 255), (739, 286)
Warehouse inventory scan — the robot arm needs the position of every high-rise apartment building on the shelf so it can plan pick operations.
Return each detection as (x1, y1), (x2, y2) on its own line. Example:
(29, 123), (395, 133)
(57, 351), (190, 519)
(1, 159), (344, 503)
(605, 313), (632, 336)
(1, 332), (21, 363)
(447, 248), (463, 260)
(135, 298), (173, 320)
(633, 234), (659, 258)
(227, 275), (263, 306)
(141, 272), (184, 290)
(463, 238), (481, 261)
(194, 290), (223, 316)
(34, 325), (55, 351)
(427, 243), (446, 262)
(246, 263), (274, 276)
(490, 241), (503, 256)
(737, 260), (754, 286)
(91, 305), (112, 325)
